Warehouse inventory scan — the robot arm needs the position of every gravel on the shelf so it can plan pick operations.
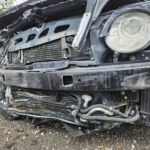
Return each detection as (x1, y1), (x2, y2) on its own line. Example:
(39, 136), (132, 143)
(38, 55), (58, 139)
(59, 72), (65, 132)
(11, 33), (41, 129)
(0, 116), (150, 150)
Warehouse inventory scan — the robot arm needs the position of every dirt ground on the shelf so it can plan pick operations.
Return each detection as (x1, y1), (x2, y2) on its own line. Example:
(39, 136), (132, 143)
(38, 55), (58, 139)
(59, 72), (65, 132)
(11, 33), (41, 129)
(0, 116), (150, 150)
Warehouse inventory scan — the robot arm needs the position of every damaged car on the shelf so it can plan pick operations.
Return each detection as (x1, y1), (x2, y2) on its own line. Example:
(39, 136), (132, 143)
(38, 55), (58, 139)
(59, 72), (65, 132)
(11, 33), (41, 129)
(0, 0), (150, 136)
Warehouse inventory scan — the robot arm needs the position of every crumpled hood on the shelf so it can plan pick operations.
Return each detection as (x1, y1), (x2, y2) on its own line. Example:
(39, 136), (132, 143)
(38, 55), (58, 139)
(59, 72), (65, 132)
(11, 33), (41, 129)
(0, 0), (70, 29)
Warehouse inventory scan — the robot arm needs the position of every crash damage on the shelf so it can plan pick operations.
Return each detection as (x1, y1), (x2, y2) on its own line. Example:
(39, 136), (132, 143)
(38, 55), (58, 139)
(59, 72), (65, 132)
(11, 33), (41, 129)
(0, 0), (150, 136)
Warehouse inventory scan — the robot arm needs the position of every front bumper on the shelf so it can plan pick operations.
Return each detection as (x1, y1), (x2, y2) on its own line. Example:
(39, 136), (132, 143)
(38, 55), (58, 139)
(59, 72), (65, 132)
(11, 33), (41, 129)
(2, 61), (150, 91)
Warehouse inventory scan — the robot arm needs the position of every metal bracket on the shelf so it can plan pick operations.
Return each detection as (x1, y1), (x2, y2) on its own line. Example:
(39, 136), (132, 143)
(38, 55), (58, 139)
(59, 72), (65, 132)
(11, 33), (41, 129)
(72, 0), (109, 51)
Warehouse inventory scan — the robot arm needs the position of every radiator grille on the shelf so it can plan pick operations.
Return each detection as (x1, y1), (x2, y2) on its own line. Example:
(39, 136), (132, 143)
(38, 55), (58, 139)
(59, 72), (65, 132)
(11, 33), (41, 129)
(70, 38), (91, 60)
(8, 38), (91, 64)
(24, 40), (63, 64)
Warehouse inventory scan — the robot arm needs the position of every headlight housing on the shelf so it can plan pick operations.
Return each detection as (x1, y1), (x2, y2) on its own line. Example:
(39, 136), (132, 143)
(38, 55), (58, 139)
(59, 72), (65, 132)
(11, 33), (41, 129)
(105, 11), (150, 53)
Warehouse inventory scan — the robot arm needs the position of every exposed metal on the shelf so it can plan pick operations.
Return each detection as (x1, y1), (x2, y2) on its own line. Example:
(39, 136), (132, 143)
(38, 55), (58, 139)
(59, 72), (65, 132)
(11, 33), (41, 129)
(9, 18), (81, 52)
(72, 0), (109, 50)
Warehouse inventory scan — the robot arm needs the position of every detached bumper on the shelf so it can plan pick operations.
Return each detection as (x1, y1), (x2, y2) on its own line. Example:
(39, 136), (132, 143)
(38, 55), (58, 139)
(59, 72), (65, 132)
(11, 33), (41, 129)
(2, 62), (150, 91)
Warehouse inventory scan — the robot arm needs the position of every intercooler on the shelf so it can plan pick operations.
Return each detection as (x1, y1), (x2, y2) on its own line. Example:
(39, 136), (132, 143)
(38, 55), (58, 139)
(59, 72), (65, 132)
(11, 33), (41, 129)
(8, 39), (91, 64)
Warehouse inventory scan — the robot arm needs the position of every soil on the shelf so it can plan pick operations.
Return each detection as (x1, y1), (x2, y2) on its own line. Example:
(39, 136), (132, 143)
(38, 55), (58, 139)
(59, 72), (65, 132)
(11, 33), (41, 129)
(0, 116), (150, 150)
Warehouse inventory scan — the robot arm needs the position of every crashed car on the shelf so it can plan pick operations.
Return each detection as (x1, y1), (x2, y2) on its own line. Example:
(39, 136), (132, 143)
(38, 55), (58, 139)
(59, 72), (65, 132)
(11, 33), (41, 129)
(0, 0), (150, 136)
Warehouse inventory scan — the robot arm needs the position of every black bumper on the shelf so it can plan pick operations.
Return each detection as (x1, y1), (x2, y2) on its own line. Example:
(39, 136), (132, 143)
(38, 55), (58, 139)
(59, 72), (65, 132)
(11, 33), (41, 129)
(2, 61), (150, 91)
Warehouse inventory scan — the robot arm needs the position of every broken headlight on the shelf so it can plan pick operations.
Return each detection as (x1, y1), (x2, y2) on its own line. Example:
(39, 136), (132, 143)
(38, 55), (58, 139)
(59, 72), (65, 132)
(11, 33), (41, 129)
(105, 11), (150, 53)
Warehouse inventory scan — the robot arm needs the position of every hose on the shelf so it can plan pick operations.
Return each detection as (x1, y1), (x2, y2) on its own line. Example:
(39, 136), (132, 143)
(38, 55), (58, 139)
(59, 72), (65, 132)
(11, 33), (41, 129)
(80, 104), (128, 118)
(74, 95), (82, 118)
(79, 107), (140, 123)
(70, 95), (83, 125)
(85, 108), (113, 116)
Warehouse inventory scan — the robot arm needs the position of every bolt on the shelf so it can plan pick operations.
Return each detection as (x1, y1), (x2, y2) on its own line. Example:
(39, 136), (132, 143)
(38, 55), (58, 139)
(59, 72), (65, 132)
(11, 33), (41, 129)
(142, 115), (146, 119)
(103, 98), (108, 105)
(130, 109), (136, 116)
(78, 127), (81, 130)
(66, 36), (74, 43)
(130, 56), (136, 61)
(91, 57), (94, 61)
(145, 57), (149, 60)
(121, 91), (126, 96)
(124, 96), (128, 100)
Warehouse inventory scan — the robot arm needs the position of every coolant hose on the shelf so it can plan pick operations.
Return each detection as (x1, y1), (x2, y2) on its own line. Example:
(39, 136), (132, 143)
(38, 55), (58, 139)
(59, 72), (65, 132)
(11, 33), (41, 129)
(74, 95), (82, 118)
(80, 104), (128, 118)
(79, 107), (140, 123)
